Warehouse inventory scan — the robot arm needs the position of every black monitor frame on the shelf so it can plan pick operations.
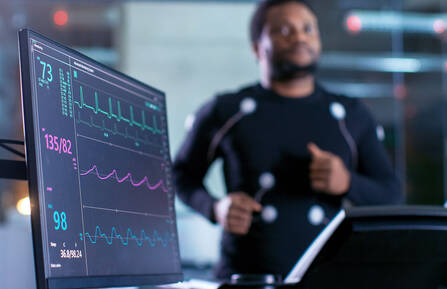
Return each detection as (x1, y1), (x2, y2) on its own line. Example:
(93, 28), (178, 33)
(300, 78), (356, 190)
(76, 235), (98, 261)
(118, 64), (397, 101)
(18, 29), (183, 289)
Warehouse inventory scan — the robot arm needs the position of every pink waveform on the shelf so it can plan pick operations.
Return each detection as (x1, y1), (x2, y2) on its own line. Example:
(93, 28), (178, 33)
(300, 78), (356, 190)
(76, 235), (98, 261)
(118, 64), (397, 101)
(80, 165), (168, 192)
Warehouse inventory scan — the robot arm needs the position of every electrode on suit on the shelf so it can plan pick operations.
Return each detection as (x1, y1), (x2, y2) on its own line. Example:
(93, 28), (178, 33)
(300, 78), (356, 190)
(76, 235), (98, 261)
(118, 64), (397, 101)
(254, 172), (278, 224)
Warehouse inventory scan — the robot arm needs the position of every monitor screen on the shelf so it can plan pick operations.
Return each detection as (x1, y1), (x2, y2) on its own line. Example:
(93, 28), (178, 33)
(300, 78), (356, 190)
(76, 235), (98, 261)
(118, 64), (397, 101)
(18, 29), (183, 289)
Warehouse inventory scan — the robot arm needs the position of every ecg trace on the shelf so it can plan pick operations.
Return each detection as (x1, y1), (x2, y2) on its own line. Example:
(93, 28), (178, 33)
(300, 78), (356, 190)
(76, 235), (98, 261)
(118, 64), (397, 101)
(80, 165), (168, 192)
(76, 111), (161, 147)
(80, 225), (172, 247)
(74, 85), (163, 134)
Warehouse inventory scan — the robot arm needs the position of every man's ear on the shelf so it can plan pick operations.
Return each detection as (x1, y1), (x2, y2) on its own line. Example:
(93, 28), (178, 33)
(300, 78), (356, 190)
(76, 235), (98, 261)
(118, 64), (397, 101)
(252, 43), (261, 61)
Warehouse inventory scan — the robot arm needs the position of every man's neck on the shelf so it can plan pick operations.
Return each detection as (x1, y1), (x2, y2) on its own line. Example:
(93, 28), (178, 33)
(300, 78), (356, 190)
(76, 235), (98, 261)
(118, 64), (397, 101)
(261, 74), (315, 98)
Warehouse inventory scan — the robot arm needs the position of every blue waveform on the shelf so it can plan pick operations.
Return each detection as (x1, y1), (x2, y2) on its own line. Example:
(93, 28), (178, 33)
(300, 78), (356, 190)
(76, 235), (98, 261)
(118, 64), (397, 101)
(80, 225), (173, 247)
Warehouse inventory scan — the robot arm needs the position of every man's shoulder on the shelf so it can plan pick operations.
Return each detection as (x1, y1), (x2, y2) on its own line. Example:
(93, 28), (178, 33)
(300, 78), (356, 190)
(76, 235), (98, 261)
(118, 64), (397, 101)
(320, 86), (357, 105)
(319, 85), (370, 115)
(211, 83), (260, 115)
(320, 85), (378, 132)
(215, 83), (259, 102)
(194, 83), (259, 123)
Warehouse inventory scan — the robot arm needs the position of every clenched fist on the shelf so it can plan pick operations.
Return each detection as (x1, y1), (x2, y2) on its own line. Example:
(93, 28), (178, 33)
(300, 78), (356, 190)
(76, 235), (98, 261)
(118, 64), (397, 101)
(308, 142), (351, 195)
(213, 192), (262, 235)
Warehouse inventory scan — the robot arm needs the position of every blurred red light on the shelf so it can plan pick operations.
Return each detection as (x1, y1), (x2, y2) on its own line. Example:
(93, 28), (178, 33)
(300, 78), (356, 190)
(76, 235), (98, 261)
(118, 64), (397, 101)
(394, 84), (407, 100)
(346, 15), (362, 34)
(53, 10), (68, 26)
(433, 19), (446, 34)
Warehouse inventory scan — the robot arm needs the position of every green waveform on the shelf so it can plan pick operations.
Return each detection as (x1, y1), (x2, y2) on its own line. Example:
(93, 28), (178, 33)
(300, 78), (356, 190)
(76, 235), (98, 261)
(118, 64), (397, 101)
(76, 111), (162, 147)
(73, 86), (163, 135)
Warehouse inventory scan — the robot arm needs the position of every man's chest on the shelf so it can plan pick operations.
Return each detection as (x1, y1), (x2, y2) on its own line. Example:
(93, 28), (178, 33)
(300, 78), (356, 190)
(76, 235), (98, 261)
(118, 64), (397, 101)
(221, 104), (354, 170)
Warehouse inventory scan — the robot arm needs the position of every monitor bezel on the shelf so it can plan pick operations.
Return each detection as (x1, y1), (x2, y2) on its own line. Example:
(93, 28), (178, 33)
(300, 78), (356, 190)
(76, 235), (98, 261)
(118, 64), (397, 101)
(18, 28), (183, 289)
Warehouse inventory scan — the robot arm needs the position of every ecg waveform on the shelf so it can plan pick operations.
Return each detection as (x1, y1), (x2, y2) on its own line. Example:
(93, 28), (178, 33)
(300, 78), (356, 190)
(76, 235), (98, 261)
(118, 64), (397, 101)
(80, 165), (168, 192)
(74, 85), (163, 134)
(80, 225), (172, 247)
(76, 111), (160, 147)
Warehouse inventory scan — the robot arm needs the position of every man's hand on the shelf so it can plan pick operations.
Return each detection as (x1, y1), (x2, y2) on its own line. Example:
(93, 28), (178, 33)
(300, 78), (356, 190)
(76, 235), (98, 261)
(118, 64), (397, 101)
(308, 142), (351, 195)
(214, 192), (262, 235)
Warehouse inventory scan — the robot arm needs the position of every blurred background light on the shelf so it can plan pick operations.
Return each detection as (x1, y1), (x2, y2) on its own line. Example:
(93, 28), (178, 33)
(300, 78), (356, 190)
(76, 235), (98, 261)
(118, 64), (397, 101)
(433, 19), (446, 34)
(345, 10), (447, 35)
(346, 14), (363, 34)
(53, 10), (68, 27)
(393, 84), (408, 100)
(320, 53), (439, 73)
(16, 196), (30, 216)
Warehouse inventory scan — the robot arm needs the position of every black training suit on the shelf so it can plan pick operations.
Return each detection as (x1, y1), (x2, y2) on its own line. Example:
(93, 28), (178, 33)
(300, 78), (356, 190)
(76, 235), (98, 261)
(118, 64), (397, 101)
(172, 83), (402, 279)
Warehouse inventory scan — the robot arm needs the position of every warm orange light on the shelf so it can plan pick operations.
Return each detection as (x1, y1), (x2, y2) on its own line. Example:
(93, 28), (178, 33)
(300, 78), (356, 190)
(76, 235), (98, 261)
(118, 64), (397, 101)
(17, 197), (31, 216)
(433, 19), (446, 34)
(346, 15), (362, 34)
(53, 10), (68, 27)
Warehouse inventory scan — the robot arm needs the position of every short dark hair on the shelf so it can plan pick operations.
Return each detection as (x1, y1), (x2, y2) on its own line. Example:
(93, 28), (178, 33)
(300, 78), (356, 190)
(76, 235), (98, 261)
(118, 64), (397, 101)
(249, 0), (316, 44)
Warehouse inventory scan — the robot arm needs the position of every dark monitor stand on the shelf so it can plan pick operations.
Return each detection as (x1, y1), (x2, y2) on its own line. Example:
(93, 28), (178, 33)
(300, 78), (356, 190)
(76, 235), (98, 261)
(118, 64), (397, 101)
(0, 139), (27, 180)
(0, 160), (26, 180)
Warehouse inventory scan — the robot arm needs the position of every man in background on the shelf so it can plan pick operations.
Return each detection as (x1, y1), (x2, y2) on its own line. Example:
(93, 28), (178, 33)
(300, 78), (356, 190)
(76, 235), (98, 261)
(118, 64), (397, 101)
(173, 0), (402, 279)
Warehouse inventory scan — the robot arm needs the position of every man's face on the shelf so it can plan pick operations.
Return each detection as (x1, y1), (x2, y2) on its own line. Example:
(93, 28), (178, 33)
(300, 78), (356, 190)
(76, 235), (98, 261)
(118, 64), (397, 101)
(254, 2), (322, 77)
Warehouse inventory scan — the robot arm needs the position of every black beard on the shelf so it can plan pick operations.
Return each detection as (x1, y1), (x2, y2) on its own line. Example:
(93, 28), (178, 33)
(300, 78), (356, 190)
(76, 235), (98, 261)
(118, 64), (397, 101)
(271, 60), (318, 81)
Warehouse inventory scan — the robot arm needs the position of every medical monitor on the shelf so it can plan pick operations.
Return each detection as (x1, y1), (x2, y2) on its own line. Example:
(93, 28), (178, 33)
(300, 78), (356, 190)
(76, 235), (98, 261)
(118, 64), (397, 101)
(18, 29), (182, 289)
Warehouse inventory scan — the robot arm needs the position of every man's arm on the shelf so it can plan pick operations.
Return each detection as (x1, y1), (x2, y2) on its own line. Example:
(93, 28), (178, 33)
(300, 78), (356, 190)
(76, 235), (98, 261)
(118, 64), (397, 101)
(172, 98), (262, 233)
(172, 99), (220, 221)
(308, 101), (403, 205)
(346, 103), (403, 205)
